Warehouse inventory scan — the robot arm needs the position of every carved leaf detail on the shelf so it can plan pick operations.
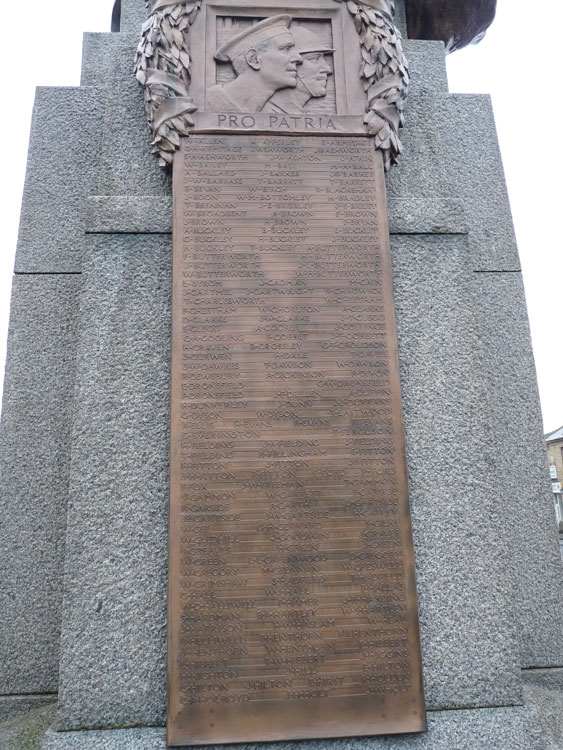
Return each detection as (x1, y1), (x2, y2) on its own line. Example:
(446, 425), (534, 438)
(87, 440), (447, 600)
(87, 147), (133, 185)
(344, 0), (408, 171)
(134, 0), (201, 169)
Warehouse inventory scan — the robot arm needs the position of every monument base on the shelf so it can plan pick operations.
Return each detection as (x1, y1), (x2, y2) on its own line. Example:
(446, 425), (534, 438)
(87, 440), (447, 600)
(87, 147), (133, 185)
(42, 706), (546, 749)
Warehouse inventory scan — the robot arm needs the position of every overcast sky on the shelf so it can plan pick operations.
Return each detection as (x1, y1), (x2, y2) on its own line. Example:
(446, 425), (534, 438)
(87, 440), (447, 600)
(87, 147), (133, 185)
(1, 0), (561, 433)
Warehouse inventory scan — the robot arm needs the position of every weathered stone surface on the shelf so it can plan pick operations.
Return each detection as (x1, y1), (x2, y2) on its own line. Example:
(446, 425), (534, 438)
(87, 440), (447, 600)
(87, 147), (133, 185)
(57, 235), (171, 731)
(81, 33), (122, 88)
(0, 275), (80, 694)
(386, 124), (445, 202)
(0, 702), (57, 750)
(391, 234), (521, 709)
(119, 0), (148, 34)
(97, 34), (171, 197)
(86, 196), (173, 234)
(15, 87), (105, 273)
(42, 706), (545, 749)
(474, 272), (563, 668)
(523, 668), (563, 750)
(389, 197), (466, 234)
(435, 94), (520, 271)
(406, 0), (497, 52)
(403, 40), (448, 94)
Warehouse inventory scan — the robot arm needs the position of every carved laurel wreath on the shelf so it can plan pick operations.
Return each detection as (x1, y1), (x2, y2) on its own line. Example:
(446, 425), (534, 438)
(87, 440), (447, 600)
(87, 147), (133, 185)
(134, 0), (408, 171)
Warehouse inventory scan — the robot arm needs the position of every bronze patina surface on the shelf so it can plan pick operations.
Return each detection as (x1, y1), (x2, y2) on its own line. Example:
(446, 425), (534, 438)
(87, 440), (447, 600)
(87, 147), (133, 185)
(168, 134), (426, 746)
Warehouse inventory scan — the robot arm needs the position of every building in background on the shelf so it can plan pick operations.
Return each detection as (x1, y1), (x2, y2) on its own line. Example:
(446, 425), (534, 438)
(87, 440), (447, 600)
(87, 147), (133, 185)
(546, 425), (563, 553)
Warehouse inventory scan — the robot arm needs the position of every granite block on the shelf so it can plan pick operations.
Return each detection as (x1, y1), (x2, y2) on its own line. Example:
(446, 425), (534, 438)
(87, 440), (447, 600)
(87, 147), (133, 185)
(0, 702), (57, 750)
(86, 196), (173, 234)
(81, 33), (122, 88)
(403, 41), (448, 94)
(97, 34), (172, 197)
(390, 234), (521, 709)
(435, 94), (520, 271)
(523, 668), (563, 750)
(42, 706), (546, 749)
(388, 197), (466, 235)
(120, 0), (149, 34)
(57, 235), (171, 731)
(84, 195), (465, 235)
(15, 87), (105, 273)
(474, 272), (563, 667)
(386, 119), (448, 200)
(0, 275), (80, 694)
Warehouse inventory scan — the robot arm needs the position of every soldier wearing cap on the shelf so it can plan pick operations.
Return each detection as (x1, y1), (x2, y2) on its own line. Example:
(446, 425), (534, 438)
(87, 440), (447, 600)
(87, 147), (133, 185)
(263, 26), (334, 115)
(207, 15), (302, 113)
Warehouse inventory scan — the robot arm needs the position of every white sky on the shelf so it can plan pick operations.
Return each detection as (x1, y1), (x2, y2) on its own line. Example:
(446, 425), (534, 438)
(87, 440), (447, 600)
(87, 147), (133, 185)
(1, 0), (561, 433)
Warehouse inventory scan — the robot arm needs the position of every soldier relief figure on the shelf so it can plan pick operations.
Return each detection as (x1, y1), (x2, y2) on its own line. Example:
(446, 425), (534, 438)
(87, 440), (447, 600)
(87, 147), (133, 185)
(264, 27), (333, 114)
(208, 15), (333, 114)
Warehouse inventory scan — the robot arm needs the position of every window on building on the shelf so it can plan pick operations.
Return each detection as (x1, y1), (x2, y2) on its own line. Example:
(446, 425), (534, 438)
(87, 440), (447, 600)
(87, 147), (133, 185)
(555, 494), (563, 527)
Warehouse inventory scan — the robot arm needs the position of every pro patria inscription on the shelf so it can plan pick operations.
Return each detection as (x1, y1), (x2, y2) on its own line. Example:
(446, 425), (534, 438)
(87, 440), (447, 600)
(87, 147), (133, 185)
(168, 134), (426, 745)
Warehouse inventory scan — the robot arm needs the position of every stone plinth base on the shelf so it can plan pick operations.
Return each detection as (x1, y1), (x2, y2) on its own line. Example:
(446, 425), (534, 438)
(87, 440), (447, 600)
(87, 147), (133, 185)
(42, 706), (545, 750)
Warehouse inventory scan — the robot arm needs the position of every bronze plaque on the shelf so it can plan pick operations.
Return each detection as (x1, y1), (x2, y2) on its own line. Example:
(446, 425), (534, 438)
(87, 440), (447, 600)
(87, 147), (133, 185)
(168, 134), (426, 746)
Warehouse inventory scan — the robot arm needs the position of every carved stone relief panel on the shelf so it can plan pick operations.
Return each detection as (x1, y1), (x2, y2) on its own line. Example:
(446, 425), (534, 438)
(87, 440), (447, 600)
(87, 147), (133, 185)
(191, 4), (360, 117)
(208, 15), (338, 115)
(135, 0), (409, 170)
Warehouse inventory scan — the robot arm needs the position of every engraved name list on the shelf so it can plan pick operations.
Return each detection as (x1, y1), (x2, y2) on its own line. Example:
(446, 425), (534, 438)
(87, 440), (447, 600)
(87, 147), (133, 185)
(168, 134), (425, 745)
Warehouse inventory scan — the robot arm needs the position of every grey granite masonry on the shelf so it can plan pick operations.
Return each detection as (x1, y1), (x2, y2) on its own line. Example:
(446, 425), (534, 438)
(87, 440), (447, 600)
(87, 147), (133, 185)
(96, 33), (171, 198)
(0, 275), (80, 695)
(0, 696), (57, 726)
(391, 234), (521, 710)
(119, 0), (150, 34)
(56, 234), (171, 731)
(436, 93), (521, 271)
(15, 87), (105, 273)
(474, 272), (563, 667)
(0, 702), (57, 750)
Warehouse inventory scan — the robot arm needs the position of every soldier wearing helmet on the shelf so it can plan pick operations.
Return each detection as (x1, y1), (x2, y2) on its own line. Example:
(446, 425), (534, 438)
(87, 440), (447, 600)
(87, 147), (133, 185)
(263, 25), (334, 114)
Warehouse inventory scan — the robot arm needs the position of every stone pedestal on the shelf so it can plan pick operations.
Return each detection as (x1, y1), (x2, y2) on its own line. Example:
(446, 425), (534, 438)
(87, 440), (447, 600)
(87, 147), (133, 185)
(1, 1), (562, 748)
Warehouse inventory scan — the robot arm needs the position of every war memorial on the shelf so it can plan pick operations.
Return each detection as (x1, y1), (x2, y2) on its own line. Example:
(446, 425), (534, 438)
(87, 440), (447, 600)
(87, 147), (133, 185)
(1, 0), (563, 747)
